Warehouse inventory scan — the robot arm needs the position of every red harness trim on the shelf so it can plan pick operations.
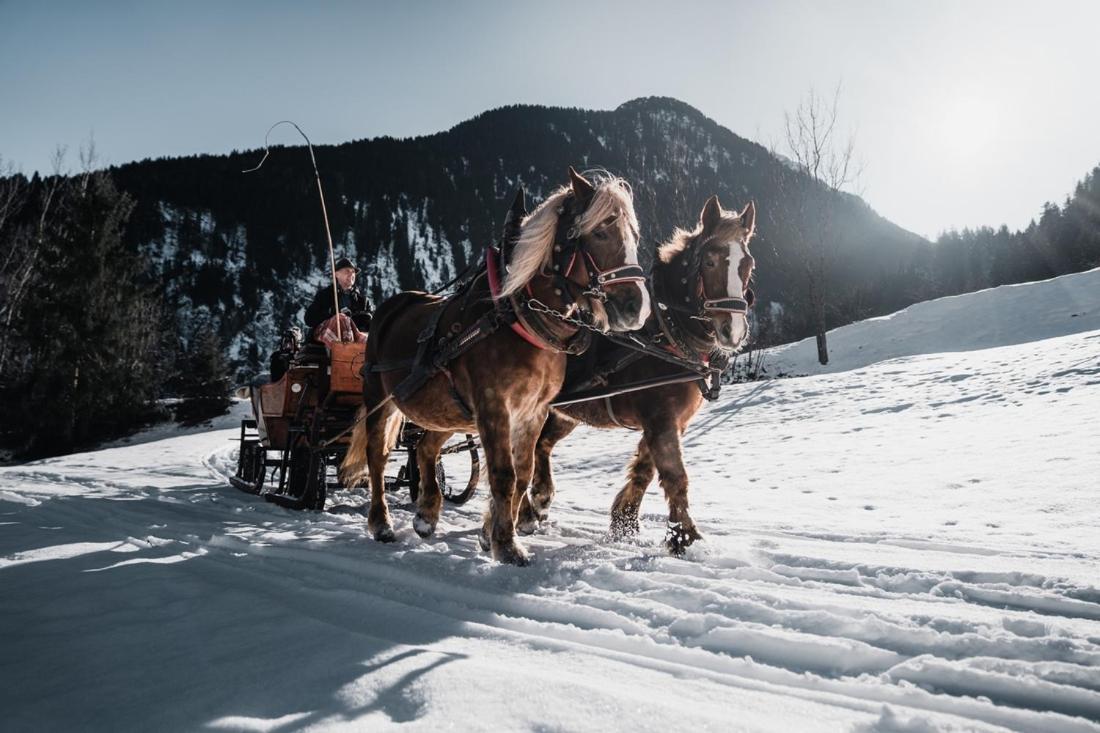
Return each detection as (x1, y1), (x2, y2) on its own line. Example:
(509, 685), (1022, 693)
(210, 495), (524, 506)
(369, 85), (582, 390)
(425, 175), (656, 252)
(661, 341), (709, 366)
(485, 246), (554, 351)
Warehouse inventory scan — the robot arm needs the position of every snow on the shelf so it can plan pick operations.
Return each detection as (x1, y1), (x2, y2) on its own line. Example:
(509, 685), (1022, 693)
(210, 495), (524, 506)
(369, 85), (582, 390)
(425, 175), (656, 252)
(2, 272), (1100, 731)
(363, 235), (402, 299)
(765, 266), (1100, 376)
(400, 199), (457, 291)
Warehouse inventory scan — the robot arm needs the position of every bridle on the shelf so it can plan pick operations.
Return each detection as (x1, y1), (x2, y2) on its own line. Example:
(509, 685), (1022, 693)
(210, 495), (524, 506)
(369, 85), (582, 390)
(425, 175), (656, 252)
(680, 232), (754, 314)
(542, 191), (646, 311)
(655, 232), (755, 357)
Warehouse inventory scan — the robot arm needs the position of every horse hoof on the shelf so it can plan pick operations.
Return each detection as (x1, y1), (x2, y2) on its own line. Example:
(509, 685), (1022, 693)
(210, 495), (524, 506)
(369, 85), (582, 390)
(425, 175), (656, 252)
(664, 522), (701, 556)
(372, 525), (397, 543)
(494, 541), (530, 566)
(609, 513), (640, 541)
(413, 514), (436, 539)
(516, 512), (545, 536)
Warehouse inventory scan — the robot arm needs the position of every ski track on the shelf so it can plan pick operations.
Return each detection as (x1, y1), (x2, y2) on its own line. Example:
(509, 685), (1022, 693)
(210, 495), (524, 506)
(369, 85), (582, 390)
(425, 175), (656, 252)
(2, 283), (1100, 730)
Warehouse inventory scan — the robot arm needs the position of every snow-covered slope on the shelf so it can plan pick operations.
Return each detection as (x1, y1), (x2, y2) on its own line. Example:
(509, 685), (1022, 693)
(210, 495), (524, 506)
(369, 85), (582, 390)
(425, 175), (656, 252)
(766, 266), (1100, 376)
(2, 272), (1099, 732)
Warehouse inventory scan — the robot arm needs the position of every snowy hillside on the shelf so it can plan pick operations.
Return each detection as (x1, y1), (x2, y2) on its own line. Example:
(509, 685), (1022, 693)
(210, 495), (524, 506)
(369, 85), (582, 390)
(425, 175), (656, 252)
(765, 266), (1100, 376)
(112, 96), (931, 378)
(2, 271), (1099, 732)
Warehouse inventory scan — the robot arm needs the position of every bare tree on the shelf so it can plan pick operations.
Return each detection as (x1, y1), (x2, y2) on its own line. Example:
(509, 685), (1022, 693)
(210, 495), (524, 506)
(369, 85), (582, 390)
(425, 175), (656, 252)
(778, 85), (862, 365)
(0, 149), (67, 373)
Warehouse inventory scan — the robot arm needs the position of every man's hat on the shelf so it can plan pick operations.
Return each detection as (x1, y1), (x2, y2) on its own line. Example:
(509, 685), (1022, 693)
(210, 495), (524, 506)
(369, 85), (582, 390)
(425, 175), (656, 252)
(334, 256), (359, 272)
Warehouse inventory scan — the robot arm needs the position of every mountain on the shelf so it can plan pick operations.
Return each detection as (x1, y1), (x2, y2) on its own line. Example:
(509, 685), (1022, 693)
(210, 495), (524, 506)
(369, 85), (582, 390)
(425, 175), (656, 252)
(110, 97), (930, 377)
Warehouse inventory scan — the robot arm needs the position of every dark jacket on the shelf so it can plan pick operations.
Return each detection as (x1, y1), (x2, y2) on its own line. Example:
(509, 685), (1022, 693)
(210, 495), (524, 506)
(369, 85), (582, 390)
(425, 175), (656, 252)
(304, 283), (372, 330)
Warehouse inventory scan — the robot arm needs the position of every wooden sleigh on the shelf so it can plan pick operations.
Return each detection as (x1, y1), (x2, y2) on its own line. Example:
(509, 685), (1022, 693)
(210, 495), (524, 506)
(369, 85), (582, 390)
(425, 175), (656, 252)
(231, 340), (480, 510)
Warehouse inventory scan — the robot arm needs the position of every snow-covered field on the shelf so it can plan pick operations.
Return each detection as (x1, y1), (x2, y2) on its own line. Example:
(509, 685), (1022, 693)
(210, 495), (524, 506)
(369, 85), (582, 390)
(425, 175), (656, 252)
(2, 270), (1099, 732)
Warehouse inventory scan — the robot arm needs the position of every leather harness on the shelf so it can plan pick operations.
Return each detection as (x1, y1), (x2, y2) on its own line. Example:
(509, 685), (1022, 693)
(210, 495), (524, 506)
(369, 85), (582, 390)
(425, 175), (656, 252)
(363, 190), (645, 417)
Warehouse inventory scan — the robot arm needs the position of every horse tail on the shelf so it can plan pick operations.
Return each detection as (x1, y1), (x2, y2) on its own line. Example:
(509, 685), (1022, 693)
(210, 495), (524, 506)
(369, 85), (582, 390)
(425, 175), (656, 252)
(340, 405), (370, 486)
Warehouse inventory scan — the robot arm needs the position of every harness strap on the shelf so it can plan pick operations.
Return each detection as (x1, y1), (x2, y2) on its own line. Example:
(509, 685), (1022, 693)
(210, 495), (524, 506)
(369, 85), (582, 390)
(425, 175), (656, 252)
(604, 396), (637, 431)
(486, 243), (558, 351)
(377, 291), (509, 411)
(702, 296), (750, 314)
(365, 359), (413, 374)
(440, 366), (474, 421)
(391, 304), (450, 404)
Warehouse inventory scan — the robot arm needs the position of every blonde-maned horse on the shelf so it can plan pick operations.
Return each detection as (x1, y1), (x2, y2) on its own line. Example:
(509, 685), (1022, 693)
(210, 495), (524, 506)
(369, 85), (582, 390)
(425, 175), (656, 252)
(342, 168), (650, 564)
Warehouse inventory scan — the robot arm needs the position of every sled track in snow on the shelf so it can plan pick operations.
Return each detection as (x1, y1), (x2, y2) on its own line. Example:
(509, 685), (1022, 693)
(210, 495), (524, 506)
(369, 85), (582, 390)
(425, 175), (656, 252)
(200, 437), (1100, 731)
(5, 308), (1100, 730)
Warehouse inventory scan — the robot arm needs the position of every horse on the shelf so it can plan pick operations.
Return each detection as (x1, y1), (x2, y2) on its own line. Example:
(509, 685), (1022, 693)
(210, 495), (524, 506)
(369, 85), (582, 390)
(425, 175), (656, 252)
(514, 195), (757, 555)
(341, 168), (651, 565)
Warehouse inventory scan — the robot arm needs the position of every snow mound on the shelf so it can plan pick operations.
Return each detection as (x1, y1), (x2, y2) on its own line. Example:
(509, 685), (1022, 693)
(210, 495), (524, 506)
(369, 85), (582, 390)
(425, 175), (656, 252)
(766, 267), (1100, 376)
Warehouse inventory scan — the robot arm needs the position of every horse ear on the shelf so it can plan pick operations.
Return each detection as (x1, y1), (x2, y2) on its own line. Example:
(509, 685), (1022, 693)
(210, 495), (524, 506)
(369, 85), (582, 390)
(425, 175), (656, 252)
(568, 166), (595, 203)
(700, 195), (723, 231)
(510, 187), (528, 218)
(739, 200), (756, 237)
(503, 187), (527, 240)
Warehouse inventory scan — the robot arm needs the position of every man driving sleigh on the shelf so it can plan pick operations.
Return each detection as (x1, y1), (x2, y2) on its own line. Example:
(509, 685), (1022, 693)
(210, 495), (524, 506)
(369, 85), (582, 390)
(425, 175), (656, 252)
(304, 256), (373, 345)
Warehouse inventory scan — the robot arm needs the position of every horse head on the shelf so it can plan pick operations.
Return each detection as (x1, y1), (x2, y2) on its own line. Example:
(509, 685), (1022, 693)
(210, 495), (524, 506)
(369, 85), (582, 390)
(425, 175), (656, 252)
(658, 196), (757, 353)
(501, 168), (650, 333)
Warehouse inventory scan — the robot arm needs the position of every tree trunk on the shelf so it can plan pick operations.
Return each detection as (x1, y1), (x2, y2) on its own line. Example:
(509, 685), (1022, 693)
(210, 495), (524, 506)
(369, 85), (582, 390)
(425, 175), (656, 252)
(809, 274), (829, 365)
(816, 332), (829, 365)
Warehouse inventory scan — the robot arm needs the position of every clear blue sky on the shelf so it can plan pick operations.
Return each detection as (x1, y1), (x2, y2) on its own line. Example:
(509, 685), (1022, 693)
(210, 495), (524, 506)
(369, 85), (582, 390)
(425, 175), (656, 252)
(2, 0), (1098, 239)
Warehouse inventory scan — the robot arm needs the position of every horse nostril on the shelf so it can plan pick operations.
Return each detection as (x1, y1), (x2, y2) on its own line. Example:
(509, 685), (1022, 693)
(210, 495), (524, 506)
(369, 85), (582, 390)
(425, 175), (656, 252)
(721, 321), (733, 340)
(623, 298), (640, 319)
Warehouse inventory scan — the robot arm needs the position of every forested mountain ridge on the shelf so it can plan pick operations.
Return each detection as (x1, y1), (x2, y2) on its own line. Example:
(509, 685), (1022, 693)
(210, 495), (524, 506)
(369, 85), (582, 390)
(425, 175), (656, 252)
(108, 96), (933, 376)
(3, 97), (1097, 454)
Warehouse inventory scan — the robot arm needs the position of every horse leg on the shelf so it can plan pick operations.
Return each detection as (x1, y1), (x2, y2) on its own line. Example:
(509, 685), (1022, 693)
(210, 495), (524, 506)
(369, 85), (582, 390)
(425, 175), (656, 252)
(366, 401), (402, 542)
(510, 412), (546, 523)
(646, 425), (701, 556)
(608, 437), (656, 540)
(517, 409), (576, 535)
(474, 401), (528, 565)
(413, 429), (453, 538)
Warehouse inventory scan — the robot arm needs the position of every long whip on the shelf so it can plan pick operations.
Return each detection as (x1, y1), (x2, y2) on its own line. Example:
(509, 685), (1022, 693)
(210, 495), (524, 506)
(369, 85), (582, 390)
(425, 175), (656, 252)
(243, 121), (342, 340)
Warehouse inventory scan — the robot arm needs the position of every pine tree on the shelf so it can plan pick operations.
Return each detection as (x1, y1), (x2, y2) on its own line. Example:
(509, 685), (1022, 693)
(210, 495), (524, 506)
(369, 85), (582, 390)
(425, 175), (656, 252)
(9, 168), (166, 455)
(172, 315), (231, 425)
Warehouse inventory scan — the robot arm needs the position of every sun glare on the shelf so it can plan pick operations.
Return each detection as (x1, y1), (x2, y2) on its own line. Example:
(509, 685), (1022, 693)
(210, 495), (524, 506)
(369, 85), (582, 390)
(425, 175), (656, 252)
(931, 92), (1000, 163)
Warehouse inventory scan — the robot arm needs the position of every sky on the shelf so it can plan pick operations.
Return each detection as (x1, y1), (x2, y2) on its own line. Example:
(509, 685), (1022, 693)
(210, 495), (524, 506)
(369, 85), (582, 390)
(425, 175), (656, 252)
(2, 0), (1098, 240)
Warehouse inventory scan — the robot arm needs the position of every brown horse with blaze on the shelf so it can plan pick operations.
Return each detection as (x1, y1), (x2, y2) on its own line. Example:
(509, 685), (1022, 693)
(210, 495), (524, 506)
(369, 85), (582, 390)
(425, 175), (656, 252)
(342, 169), (650, 565)
(516, 195), (757, 554)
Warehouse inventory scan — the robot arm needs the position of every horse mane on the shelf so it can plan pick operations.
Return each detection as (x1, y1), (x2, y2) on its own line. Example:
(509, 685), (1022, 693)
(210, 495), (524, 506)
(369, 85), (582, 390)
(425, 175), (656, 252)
(657, 210), (752, 266)
(500, 174), (639, 297)
(657, 225), (698, 265)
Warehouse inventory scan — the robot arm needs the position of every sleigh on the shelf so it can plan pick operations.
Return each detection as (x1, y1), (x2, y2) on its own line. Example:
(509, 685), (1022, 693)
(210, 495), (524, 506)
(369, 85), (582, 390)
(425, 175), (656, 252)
(230, 340), (480, 510)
